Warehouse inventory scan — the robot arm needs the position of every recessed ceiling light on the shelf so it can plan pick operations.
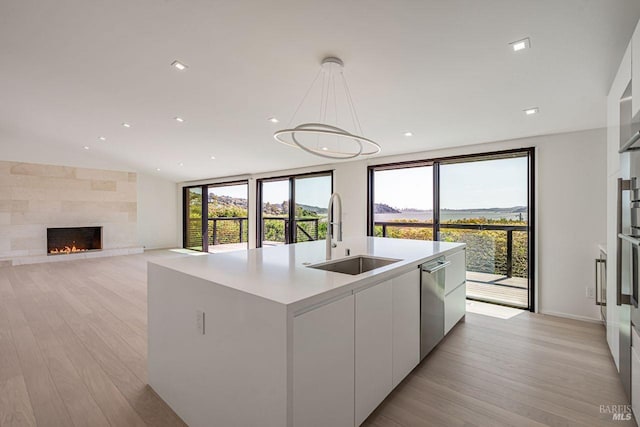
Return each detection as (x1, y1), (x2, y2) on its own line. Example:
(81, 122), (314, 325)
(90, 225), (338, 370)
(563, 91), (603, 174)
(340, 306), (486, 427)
(171, 60), (188, 71)
(83, 146), (90, 150)
(122, 122), (131, 128)
(179, 162), (184, 167)
(174, 117), (184, 123)
(510, 38), (531, 52)
(268, 117), (279, 123)
(403, 132), (413, 137)
(321, 147), (328, 151)
(524, 107), (539, 115)
(98, 136), (106, 141)
(210, 156), (216, 160)
(156, 168), (161, 171)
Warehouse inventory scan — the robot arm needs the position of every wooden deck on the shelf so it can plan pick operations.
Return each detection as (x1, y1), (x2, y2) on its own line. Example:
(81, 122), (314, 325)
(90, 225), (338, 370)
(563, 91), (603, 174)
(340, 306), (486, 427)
(206, 242), (248, 254)
(466, 271), (529, 308)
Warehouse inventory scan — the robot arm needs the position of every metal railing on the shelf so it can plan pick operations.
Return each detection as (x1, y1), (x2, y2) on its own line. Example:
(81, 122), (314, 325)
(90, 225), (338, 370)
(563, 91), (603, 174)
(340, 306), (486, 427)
(186, 217), (323, 248)
(374, 221), (528, 278)
(262, 217), (321, 243)
(208, 217), (248, 245)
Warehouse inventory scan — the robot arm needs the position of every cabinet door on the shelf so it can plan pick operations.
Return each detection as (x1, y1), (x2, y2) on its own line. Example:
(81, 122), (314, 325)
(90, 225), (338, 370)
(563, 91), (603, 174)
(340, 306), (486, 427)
(392, 269), (420, 388)
(444, 250), (466, 295)
(444, 283), (466, 335)
(633, 20), (640, 119)
(355, 281), (393, 426)
(632, 345), (640, 419)
(293, 295), (354, 427)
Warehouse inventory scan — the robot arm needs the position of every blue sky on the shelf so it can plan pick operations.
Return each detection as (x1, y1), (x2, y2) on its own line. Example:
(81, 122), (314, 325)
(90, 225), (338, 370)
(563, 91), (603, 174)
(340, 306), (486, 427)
(208, 183), (247, 200)
(374, 157), (528, 210)
(261, 176), (332, 207)
(207, 157), (527, 211)
(208, 175), (332, 208)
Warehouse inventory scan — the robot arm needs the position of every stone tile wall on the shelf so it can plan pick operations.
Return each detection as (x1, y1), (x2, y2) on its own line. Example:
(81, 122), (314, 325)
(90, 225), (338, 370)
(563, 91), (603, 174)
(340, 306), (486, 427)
(0, 161), (137, 259)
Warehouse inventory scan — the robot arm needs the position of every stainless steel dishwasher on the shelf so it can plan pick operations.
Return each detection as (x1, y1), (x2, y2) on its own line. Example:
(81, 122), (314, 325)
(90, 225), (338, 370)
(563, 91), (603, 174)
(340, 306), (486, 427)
(420, 257), (449, 360)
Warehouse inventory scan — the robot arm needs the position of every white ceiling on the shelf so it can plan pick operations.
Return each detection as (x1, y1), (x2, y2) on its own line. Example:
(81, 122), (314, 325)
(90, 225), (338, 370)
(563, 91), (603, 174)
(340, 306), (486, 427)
(1, 0), (639, 182)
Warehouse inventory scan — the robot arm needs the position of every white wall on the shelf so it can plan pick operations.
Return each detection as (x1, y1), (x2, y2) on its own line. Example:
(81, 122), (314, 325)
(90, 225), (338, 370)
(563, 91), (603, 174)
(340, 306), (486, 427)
(179, 128), (607, 321)
(137, 173), (179, 249)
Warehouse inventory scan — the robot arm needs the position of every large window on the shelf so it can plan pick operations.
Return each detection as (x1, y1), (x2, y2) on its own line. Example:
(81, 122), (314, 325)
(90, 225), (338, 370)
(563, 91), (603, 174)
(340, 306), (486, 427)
(258, 172), (332, 247)
(369, 149), (534, 310)
(183, 181), (249, 253)
(371, 164), (434, 240)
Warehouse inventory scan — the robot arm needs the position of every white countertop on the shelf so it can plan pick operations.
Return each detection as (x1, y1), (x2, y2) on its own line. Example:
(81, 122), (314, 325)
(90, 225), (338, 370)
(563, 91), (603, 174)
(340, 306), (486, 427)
(149, 237), (465, 309)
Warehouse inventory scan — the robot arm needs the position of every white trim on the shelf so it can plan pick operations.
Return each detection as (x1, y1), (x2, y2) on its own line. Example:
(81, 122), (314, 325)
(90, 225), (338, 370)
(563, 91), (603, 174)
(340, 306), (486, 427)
(538, 310), (603, 324)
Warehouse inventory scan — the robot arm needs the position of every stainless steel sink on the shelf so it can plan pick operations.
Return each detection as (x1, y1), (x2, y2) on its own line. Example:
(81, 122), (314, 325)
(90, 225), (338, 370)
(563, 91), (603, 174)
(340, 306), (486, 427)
(308, 255), (401, 275)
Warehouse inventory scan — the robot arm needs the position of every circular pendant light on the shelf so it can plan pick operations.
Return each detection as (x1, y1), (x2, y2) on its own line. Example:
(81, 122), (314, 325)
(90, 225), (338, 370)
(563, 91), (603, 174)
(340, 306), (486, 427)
(274, 57), (381, 159)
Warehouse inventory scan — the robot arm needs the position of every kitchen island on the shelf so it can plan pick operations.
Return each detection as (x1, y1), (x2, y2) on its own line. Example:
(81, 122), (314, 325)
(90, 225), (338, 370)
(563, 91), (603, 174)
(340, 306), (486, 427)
(148, 237), (466, 427)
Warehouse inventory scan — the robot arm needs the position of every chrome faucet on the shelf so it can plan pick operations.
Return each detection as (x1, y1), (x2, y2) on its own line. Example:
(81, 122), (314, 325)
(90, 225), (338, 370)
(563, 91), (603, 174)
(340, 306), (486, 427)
(326, 192), (343, 260)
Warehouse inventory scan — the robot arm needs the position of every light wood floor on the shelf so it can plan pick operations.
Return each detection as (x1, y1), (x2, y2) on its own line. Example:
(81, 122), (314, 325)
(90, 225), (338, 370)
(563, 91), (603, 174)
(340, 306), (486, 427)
(0, 251), (633, 427)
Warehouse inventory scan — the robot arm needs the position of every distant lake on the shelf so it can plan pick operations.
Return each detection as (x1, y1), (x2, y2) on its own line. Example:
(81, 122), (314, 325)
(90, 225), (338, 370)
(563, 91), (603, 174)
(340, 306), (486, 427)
(375, 211), (527, 222)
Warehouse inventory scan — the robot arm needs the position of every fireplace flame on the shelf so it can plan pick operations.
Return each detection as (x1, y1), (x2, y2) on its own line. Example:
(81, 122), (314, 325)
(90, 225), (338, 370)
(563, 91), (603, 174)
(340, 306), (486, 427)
(49, 241), (87, 255)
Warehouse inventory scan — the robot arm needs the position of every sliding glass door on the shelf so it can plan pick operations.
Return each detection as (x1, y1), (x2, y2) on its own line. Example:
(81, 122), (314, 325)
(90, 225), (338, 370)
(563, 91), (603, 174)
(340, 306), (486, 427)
(438, 155), (530, 308)
(183, 181), (249, 253)
(258, 172), (332, 247)
(207, 182), (249, 253)
(260, 179), (290, 246)
(185, 187), (204, 251)
(370, 165), (434, 240)
(294, 175), (332, 243)
(368, 149), (534, 310)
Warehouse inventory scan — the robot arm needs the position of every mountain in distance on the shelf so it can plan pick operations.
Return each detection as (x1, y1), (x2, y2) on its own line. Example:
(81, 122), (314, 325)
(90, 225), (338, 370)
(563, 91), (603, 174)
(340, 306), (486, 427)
(440, 206), (527, 213)
(381, 206), (527, 213)
(400, 208), (429, 213)
(208, 194), (248, 209)
(209, 194), (328, 215)
(374, 203), (401, 214)
(297, 203), (328, 214)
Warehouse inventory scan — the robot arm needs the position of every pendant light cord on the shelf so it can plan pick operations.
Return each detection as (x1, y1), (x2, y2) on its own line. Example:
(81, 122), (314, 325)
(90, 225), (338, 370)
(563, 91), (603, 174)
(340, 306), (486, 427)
(342, 73), (364, 136)
(287, 69), (322, 128)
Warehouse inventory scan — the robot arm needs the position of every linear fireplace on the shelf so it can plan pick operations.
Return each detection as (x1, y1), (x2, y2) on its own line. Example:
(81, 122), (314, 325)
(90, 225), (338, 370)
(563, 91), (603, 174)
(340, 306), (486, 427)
(47, 226), (103, 255)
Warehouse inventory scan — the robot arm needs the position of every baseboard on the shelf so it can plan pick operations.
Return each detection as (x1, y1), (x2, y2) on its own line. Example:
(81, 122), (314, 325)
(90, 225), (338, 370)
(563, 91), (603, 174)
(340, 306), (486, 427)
(538, 310), (603, 324)
(6, 247), (144, 266)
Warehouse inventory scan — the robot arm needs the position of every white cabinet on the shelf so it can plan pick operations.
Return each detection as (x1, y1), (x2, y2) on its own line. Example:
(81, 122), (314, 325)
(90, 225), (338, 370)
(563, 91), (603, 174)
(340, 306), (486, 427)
(391, 268), (421, 387)
(445, 283), (466, 334)
(294, 260), (448, 427)
(633, 20), (640, 119)
(444, 250), (466, 294)
(293, 295), (355, 427)
(355, 281), (393, 426)
(355, 268), (421, 425)
(444, 249), (466, 335)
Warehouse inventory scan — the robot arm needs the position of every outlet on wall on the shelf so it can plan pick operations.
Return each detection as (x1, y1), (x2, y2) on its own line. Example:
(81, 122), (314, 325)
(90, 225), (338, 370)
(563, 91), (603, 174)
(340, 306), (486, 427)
(196, 310), (205, 335)
(586, 287), (595, 298)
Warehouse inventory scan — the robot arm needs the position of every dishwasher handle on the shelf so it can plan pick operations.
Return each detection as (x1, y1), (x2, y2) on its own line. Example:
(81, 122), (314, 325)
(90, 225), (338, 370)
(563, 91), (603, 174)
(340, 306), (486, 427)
(421, 260), (450, 274)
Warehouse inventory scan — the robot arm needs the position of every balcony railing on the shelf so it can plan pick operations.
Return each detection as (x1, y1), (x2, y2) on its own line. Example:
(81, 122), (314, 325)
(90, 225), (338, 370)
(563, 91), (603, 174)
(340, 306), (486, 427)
(261, 217), (321, 244)
(208, 217), (248, 245)
(374, 221), (528, 279)
(185, 217), (323, 248)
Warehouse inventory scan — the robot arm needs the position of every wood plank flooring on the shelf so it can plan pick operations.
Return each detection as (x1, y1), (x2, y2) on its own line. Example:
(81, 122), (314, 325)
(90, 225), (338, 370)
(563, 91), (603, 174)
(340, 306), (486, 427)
(364, 302), (633, 427)
(0, 250), (633, 427)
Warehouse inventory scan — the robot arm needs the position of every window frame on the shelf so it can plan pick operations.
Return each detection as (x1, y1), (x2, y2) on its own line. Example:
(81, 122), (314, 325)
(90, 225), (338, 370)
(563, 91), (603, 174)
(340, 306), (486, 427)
(367, 147), (535, 311)
(182, 179), (250, 252)
(256, 170), (334, 247)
